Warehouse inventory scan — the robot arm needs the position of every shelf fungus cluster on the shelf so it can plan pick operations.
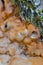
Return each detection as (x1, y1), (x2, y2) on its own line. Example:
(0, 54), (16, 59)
(0, 0), (43, 65)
